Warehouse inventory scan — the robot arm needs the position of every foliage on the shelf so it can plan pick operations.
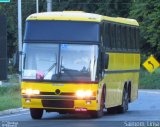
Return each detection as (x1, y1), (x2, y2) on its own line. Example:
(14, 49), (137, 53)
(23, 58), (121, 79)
(0, 0), (46, 58)
(139, 69), (160, 89)
(0, 1), (17, 58)
(0, 85), (21, 111)
(54, 0), (131, 17)
(130, 0), (160, 60)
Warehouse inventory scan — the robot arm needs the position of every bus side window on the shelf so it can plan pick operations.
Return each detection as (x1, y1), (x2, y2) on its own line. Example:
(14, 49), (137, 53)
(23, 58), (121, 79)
(130, 27), (135, 50)
(124, 26), (127, 50)
(111, 24), (116, 50)
(121, 25), (125, 50)
(136, 28), (140, 50)
(104, 22), (111, 49)
(116, 25), (121, 50)
(101, 22), (105, 47)
(108, 23), (112, 49)
(133, 27), (136, 50)
(126, 27), (131, 50)
(104, 54), (109, 69)
(110, 24), (114, 49)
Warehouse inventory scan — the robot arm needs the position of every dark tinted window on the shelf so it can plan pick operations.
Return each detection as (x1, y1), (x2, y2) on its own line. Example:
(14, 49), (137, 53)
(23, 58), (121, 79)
(121, 26), (125, 49)
(110, 24), (116, 49)
(103, 23), (110, 48)
(116, 25), (121, 49)
(126, 27), (131, 49)
(24, 21), (100, 42)
(136, 28), (140, 49)
(132, 28), (136, 50)
(124, 26), (128, 49)
(130, 27), (134, 49)
(102, 21), (139, 51)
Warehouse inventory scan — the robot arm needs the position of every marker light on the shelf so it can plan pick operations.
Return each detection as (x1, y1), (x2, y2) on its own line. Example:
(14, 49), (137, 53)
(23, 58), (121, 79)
(76, 90), (93, 98)
(22, 89), (40, 95)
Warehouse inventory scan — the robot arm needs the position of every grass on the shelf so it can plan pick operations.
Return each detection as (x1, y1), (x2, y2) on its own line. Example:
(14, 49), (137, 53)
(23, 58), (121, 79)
(0, 85), (21, 111)
(139, 68), (160, 89)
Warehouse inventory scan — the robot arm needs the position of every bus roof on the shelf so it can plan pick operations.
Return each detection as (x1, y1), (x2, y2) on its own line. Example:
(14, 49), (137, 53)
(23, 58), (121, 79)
(27, 11), (139, 26)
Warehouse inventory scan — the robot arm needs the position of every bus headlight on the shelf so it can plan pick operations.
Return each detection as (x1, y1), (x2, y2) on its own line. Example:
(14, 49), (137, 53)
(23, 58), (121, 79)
(85, 90), (93, 97)
(22, 89), (40, 95)
(76, 90), (93, 98)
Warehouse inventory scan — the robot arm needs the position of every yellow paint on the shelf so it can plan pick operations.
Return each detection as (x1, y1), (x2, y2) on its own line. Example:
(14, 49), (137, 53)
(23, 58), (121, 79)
(27, 11), (139, 26)
(102, 52), (140, 108)
(143, 55), (159, 73)
(21, 82), (99, 110)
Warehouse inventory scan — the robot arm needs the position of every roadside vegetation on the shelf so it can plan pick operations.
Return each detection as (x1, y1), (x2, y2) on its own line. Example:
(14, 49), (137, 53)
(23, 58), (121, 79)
(139, 69), (160, 89)
(0, 85), (21, 111)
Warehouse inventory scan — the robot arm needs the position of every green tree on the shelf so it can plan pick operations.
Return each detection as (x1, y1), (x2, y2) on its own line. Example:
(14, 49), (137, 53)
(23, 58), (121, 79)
(0, 0), (46, 58)
(0, 1), (17, 58)
(130, 0), (160, 60)
(54, 0), (132, 17)
(53, 0), (98, 13)
(96, 0), (132, 17)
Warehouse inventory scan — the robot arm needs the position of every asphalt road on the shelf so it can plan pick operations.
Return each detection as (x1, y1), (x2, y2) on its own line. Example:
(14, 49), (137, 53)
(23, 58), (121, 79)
(0, 90), (160, 127)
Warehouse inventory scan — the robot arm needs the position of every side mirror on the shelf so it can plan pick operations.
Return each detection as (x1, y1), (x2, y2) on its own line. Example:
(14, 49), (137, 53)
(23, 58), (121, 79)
(104, 54), (109, 69)
(13, 51), (19, 70)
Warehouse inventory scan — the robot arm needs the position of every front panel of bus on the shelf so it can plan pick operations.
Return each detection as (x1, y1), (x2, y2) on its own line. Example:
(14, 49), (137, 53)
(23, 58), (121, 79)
(21, 20), (102, 112)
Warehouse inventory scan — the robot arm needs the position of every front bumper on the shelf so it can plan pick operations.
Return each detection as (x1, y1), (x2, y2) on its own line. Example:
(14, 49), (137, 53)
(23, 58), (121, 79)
(22, 95), (98, 111)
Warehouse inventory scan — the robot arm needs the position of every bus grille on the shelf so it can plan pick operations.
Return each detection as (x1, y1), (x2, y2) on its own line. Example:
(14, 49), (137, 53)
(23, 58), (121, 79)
(41, 100), (74, 108)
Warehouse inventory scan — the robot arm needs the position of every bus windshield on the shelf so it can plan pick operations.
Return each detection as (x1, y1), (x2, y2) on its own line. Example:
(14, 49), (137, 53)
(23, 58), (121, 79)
(22, 43), (98, 82)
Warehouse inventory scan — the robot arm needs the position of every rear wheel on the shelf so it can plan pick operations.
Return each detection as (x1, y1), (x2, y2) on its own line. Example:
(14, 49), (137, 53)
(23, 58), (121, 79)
(30, 108), (43, 119)
(107, 87), (129, 114)
(107, 107), (117, 114)
(117, 88), (129, 113)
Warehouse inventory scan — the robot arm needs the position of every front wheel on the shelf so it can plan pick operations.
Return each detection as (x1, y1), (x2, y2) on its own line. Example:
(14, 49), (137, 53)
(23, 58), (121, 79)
(90, 93), (105, 118)
(30, 108), (43, 119)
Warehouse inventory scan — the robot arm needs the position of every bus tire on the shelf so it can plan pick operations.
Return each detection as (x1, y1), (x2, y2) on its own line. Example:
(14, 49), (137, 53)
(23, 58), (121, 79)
(30, 108), (43, 119)
(90, 92), (105, 118)
(117, 88), (129, 113)
(107, 107), (116, 114)
(90, 101), (104, 118)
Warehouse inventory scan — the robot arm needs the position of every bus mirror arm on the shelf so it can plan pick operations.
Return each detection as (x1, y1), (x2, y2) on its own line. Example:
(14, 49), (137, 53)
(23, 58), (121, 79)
(13, 51), (19, 71)
(13, 51), (25, 74)
(104, 54), (109, 69)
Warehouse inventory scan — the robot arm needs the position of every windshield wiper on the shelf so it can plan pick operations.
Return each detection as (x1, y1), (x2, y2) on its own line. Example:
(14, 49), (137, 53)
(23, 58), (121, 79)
(44, 62), (57, 77)
(44, 54), (58, 78)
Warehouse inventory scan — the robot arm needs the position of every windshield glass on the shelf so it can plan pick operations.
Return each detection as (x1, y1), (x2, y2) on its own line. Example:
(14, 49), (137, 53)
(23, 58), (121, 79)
(23, 43), (59, 80)
(22, 43), (98, 82)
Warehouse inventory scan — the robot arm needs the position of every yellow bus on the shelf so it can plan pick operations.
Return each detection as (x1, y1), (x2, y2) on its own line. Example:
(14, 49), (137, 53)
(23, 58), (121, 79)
(21, 11), (140, 119)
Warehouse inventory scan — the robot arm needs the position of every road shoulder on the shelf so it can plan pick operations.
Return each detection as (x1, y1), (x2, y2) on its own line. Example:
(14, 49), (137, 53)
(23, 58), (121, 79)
(0, 108), (28, 116)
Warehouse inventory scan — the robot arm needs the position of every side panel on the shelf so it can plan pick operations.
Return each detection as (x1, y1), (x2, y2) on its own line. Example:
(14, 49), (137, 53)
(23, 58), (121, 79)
(103, 52), (140, 108)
